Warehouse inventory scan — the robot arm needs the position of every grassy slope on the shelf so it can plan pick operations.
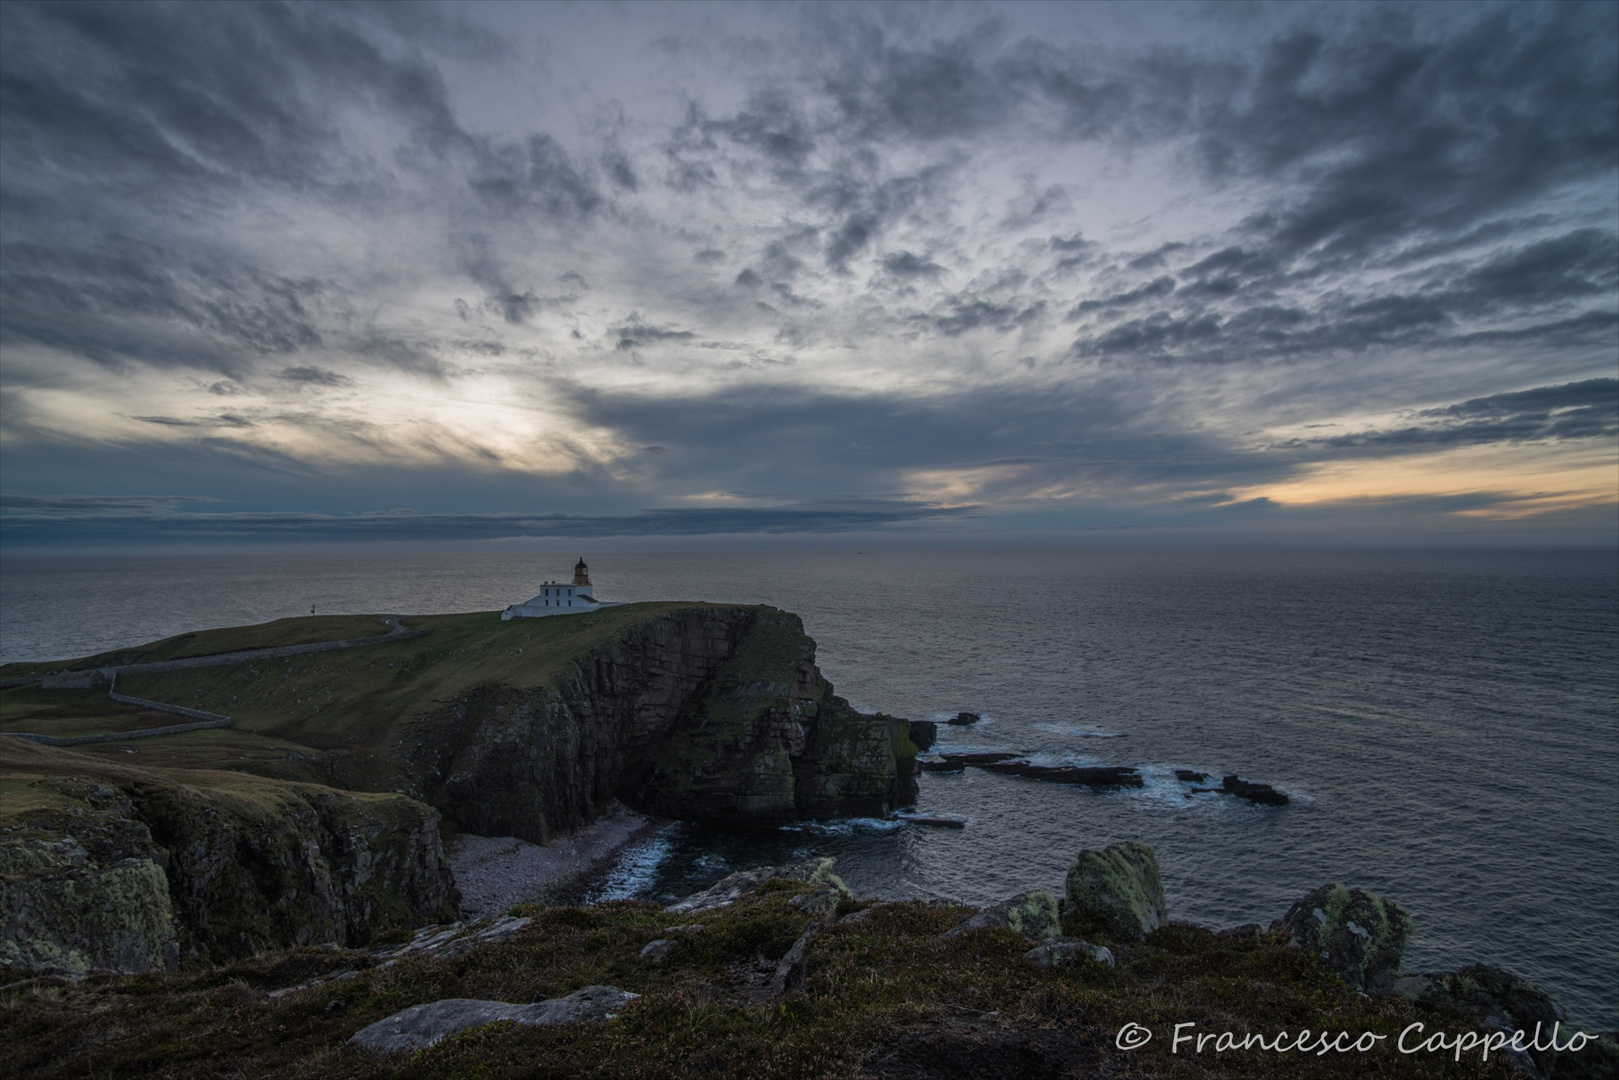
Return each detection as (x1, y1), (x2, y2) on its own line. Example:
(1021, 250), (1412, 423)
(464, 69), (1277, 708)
(0, 880), (1564, 1080)
(0, 614), (399, 677)
(0, 603), (746, 791)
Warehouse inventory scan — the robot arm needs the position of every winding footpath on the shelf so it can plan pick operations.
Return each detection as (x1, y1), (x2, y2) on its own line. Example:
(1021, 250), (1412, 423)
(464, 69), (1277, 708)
(1, 616), (429, 747)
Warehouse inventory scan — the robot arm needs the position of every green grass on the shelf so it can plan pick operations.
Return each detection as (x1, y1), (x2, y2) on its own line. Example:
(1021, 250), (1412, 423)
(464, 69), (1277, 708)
(0, 602), (756, 794)
(0, 614), (401, 677)
(2, 882), (1569, 1080)
(0, 687), (181, 737)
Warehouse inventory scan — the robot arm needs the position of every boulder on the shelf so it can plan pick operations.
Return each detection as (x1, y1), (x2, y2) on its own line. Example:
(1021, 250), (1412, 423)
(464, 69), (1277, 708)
(1273, 884), (1411, 994)
(349, 985), (638, 1054)
(787, 884), (843, 918)
(639, 939), (675, 965)
(1064, 841), (1166, 941)
(664, 857), (849, 915)
(941, 890), (1060, 940)
(948, 712), (980, 726)
(1023, 937), (1115, 969)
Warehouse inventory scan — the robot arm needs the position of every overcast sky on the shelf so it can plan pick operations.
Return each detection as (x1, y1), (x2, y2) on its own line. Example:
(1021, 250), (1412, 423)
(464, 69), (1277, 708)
(1, 0), (1615, 548)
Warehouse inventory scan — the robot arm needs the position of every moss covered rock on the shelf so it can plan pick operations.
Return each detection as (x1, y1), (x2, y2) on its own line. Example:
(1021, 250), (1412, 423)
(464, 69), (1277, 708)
(941, 890), (1060, 940)
(1064, 841), (1166, 942)
(1273, 883), (1411, 994)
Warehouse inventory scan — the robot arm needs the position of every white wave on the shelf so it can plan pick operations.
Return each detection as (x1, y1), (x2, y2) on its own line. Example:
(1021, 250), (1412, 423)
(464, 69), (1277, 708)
(584, 826), (677, 902)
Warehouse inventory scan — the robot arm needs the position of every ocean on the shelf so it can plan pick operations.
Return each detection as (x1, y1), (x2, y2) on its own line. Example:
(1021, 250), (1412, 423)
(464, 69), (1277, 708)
(2, 546), (1615, 1028)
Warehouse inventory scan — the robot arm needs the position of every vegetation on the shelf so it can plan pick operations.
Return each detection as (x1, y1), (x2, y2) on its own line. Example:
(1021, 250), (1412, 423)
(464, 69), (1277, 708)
(6, 877), (1599, 1080)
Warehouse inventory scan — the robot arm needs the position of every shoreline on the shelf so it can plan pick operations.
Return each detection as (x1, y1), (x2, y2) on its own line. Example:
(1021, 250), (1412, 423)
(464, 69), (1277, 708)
(445, 803), (670, 918)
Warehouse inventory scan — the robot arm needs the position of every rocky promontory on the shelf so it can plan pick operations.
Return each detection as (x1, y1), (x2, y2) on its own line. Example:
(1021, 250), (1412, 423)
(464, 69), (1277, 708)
(2, 604), (919, 972)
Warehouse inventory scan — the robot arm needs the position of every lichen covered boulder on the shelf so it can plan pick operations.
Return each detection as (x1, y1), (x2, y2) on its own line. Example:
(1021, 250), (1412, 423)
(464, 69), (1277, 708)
(1273, 883), (1412, 994)
(349, 986), (638, 1054)
(664, 857), (849, 915)
(1063, 841), (1166, 941)
(941, 890), (1060, 940)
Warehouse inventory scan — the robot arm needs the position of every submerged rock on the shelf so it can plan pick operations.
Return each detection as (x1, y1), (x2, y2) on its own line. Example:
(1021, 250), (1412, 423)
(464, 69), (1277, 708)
(1064, 841), (1166, 941)
(1023, 937), (1115, 969)
(349, 985), (638, 1054)
(941, 890), (1060, 940)
(947, 712), (980, 726)
(1273, 883), (1411, 994)
(977, 761), (1143, 788)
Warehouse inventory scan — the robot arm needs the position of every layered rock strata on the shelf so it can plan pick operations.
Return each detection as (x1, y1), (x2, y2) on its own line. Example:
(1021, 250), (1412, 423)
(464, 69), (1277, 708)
(410, 607), (918, 840)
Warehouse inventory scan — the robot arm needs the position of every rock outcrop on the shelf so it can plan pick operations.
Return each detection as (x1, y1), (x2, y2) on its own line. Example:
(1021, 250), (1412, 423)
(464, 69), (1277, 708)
(410, 607), (919, 840)
(1064, 841), (1167, 941)
(349, 986), (638, 1054)
(1, 740), (458, 973)
(1273, 883), (1411, 994)
(940, 890), (1060, 940)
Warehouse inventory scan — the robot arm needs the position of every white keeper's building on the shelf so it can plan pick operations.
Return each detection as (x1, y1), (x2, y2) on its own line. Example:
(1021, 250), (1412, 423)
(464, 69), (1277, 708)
(501, 557), (610, 619)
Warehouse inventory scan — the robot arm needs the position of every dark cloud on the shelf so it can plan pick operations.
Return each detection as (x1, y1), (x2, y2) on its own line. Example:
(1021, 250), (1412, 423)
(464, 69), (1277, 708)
(278, 366), (352, 387)
(0, 239), (326, 372)
(0, 500), (972, 545)
(611, 316), (696, 352)
(881, 251), (945, 279)
(1281, 379), (1619, 453)
(1069, 275), (1175, 316)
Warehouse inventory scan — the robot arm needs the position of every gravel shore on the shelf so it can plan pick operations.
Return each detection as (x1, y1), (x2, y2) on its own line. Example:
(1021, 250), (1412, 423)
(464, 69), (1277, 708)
(446, 804), (663, 918)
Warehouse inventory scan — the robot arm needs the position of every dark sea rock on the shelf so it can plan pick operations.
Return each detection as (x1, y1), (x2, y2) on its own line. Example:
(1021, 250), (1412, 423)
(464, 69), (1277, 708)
(941, 890), (1060, 940)
(1221, 774), (1289, 805)
(349, 986), (637, 1054)
(1273, 883), (1411, 994)
(932, 752), (1021, 766)
(947, 712), (980, 726)
(917, 757), (965, 773)
(1174, 769), (1209, 782)
(907, 720), (938, 752)
(977, 761), (1143, 788)
(1064, 841), (1166, 942)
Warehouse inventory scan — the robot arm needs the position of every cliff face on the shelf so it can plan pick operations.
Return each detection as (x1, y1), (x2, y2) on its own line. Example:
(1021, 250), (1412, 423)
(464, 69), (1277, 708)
(0, 742), (458, 973)
(401, 607), (918, 841)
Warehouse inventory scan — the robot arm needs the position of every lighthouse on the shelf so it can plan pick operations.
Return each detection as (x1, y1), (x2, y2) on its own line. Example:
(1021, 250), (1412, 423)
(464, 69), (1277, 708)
(500, 557), (612, 620)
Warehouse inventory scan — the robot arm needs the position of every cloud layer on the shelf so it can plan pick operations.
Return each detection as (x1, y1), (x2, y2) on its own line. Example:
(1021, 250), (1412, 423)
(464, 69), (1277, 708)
(2, 1), (1614, 545)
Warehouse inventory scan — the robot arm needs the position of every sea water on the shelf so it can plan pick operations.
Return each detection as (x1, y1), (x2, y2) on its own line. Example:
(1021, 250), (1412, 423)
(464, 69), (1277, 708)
(2, 547), (1614, 1027)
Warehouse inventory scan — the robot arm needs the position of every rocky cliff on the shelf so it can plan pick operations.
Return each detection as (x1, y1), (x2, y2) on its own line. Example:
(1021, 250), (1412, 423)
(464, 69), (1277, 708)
(1, 740), (458, 973)
(398, 606), (918, 841)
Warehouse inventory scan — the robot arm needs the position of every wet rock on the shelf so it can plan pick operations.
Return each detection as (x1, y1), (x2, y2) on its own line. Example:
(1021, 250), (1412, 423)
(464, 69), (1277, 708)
(1023, 937), (1115, 969)
(349, 985), (638, 1054)
(895, 814), (966, 828)
(1273, 884), (1411, 994)
(941, 890), (1060, 940)
(1064, 841), (1166, 942)
(917, 758), (966, 773)
(1222, 775), (1289, 805)
(664, 857), (849, 915)
(977, 761), (1143, 788)
(1174, 769), (1208, 782)
(947, 712), (980, 726)
(907, 720), (938, 753)
(933, 752), (1020, 767)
